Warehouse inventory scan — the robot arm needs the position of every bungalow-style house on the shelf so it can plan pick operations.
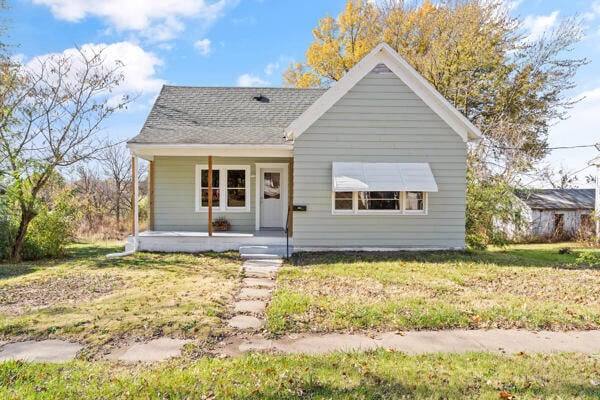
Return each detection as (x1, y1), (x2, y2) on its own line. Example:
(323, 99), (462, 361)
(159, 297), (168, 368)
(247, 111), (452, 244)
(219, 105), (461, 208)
(515, 189), (596, 240)
(126, 44), (481, 255)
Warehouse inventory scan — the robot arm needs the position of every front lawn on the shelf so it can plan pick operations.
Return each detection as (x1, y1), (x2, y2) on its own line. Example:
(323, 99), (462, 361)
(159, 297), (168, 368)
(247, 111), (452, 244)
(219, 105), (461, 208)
(267, 243), (600, 334)
(2, 351), (600, 399)
(0, 242), (241, 357)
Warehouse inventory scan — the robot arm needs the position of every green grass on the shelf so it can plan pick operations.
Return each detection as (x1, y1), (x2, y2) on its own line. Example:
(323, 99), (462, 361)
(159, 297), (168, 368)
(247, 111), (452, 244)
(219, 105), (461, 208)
(267, 243), (600, 334)
(0, 241), (242, 357)
(1, 351), (600, 399)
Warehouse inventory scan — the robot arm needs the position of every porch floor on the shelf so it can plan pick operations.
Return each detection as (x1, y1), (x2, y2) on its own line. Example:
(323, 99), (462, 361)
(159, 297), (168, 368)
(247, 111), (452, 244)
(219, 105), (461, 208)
(137, 229), (286, 238)
(130, 229), (291, 254)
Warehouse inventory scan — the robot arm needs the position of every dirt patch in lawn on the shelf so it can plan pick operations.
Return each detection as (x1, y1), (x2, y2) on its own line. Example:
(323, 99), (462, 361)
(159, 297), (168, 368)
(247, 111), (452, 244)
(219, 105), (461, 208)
(0, 273), (122, 316)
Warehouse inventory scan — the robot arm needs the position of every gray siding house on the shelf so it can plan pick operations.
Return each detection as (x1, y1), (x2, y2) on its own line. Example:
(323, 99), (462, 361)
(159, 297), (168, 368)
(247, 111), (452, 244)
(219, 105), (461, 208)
(126, 44), (481, 254)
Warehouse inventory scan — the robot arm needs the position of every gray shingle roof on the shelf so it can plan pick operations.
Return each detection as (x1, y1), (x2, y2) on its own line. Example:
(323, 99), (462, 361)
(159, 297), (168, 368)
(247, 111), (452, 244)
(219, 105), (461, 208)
(516, 189), (595, 210)
(128, 85), (326, 145)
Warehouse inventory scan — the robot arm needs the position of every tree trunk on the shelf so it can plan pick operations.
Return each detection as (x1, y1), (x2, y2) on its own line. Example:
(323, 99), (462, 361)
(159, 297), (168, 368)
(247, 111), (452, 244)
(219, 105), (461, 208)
(10, 206), (36, 262)
(115, 192), (121, 224)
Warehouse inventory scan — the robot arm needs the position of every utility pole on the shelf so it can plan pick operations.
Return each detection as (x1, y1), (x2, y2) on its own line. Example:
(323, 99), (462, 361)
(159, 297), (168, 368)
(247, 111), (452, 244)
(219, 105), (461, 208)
(588, 151), (600, 243)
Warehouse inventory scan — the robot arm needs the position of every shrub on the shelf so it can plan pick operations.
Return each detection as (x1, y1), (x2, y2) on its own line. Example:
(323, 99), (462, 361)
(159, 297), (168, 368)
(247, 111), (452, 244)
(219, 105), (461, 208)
(0, 188), (78, 261)
(574, 252), (600, 267)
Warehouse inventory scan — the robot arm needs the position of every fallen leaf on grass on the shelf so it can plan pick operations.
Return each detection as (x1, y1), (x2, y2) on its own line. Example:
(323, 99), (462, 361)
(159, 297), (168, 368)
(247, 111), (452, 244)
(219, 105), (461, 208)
(499, 391), (515, 399)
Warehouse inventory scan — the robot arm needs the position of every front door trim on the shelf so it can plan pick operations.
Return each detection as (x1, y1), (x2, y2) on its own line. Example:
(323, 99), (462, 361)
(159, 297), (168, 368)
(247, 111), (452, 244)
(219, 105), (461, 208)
(255, 163), (289, 231)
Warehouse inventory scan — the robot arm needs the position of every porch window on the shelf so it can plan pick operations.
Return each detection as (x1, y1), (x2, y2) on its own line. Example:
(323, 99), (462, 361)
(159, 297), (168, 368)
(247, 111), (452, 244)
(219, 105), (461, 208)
(201, 169), (220, 208)
(196, 165), (250, 212)
(227, 170), (247, 207)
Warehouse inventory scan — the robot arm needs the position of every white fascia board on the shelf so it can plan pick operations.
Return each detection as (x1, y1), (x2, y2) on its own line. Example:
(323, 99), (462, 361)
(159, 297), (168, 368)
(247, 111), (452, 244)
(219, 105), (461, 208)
(127, 143), (293, 160)
(286, 43), (482, 143)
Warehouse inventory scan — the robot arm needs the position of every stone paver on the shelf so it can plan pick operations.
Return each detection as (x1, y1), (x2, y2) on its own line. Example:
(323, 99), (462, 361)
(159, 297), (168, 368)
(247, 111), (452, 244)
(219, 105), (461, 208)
(108, 338), (190, 362)
(219, 329), (600, 356)
(234, 300), (267, 314)
(239, 287), (271, 300)
(0, 340), (82, 362)
(227, 315), (264, 329)
(242, 277), (275, 288)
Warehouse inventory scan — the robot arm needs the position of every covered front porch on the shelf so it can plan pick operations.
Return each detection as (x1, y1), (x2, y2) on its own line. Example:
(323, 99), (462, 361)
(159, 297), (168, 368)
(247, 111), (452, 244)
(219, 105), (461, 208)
(127, 144), (295, 255)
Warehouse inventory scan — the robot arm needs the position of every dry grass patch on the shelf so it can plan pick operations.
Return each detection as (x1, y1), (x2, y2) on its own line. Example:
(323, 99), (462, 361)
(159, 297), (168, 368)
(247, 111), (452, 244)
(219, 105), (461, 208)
(0, 242), (242, 357)
(0, 273), (122, 316)
(267, 243), (600, 334)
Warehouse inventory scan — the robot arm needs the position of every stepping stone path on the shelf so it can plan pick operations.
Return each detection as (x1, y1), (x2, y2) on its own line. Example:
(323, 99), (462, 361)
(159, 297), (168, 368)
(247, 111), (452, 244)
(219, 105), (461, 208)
(107, 338), (191, 362)
(226, 257), (282, 330)
(0, 340), (82, 362)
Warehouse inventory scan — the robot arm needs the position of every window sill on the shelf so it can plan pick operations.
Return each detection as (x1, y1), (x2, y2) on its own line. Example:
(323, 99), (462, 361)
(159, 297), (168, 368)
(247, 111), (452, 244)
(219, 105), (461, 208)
(196, 208), (251, 213)
(332, 211), (428, 216)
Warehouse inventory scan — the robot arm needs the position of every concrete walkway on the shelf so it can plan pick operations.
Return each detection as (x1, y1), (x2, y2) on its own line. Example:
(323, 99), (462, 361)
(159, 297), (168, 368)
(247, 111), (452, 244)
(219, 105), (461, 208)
(226, 257), (282, 330)
(218, 329), (600, 357)
(3, 330), (600, 363)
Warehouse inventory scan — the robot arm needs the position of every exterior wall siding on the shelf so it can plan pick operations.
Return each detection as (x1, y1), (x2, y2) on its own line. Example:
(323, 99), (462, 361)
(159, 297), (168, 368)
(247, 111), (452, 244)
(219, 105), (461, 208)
(530, 209), (592, 238)
(153, 156), (288, 232)
(293, 71), (468, 249)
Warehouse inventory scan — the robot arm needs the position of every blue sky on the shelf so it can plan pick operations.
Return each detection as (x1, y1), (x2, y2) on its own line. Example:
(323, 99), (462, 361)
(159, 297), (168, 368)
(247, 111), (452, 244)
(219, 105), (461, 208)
(7, 0), (600, 187)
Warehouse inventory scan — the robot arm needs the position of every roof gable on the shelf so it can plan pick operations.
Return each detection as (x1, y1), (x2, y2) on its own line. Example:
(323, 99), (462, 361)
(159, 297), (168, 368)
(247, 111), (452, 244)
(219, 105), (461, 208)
(285, 43), (482, 143)
(516, 189), (595, 210)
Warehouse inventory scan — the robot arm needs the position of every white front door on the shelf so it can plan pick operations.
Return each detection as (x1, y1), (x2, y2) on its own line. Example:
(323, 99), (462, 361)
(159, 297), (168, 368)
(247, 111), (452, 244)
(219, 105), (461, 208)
(260, 169), (284, 228)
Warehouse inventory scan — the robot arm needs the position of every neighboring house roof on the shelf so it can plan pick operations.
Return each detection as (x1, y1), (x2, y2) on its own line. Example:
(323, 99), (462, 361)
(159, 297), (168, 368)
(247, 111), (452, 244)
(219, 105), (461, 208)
(286, 43), (482, 143)
(128, 86), (325, 145)
(516, 189), (595, 210)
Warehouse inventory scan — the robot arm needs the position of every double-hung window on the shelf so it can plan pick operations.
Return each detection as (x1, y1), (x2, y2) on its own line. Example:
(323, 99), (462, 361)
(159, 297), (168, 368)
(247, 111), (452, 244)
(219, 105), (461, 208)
(196, 165), (250, 212)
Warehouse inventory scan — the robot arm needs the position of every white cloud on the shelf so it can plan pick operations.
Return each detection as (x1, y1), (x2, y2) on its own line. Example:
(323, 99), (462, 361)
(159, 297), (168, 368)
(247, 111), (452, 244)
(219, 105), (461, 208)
(236, 73), (269, 87)
(25, 42), (164, 99)
(30, 0), (236, 41)
(584, 1), (600, 21)
(523, 11), (560, 41)
(264, 62), (279, 76)
(194, 38), (211, 56)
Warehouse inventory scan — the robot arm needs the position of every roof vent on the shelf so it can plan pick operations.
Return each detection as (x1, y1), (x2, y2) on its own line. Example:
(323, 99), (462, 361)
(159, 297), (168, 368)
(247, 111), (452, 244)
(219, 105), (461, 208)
(252, 94), (269, 103)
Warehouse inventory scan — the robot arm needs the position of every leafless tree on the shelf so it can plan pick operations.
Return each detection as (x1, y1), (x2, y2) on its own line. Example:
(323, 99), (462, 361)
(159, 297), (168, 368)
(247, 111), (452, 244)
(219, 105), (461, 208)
(0, 47), (131, 261)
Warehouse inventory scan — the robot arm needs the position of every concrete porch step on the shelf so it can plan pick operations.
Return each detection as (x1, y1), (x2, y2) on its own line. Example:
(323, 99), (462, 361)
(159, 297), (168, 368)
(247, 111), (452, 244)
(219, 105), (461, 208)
(239, 245), (290, 259)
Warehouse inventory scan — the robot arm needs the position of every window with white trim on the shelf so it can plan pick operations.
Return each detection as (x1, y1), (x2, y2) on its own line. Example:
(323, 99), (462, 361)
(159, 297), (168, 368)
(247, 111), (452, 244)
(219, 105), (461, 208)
(195, 165), (250, 212)
(333, 191), (427, 215)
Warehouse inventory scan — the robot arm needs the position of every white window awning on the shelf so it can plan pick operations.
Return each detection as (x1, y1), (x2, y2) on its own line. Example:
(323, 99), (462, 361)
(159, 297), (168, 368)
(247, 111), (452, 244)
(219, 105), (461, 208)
(332, 162), (438, 192)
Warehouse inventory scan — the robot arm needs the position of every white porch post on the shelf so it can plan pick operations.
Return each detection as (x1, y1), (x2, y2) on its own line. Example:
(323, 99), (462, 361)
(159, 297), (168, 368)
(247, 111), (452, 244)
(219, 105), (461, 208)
(133, 156), (139, 241)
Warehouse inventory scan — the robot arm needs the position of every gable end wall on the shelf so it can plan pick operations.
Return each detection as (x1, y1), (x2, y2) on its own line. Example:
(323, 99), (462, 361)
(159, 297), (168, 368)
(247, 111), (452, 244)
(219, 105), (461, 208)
(292, 71), (467, 249)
